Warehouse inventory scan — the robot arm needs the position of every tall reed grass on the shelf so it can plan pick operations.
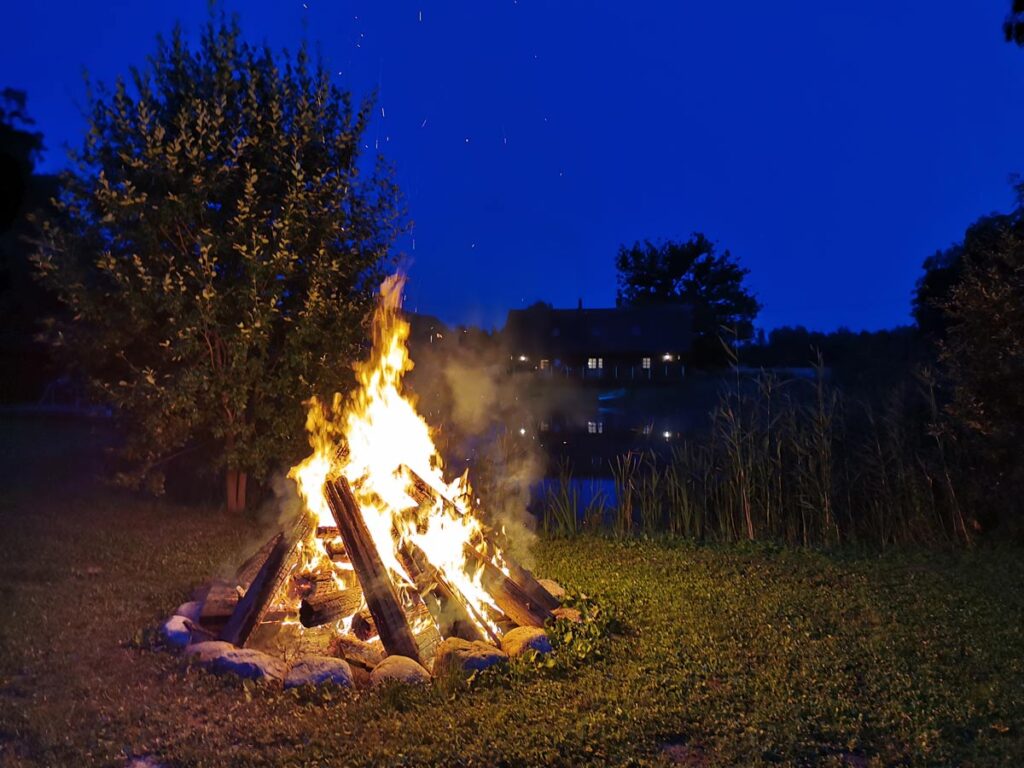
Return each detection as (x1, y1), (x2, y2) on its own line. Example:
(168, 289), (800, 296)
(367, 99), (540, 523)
(542, 365), (971, 548)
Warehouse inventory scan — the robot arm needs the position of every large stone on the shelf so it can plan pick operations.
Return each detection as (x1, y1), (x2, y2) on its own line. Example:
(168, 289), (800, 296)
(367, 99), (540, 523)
(329, 634), (384, 671)
(187, 642), (286, 681)
(285, 655), (353, 689)
(184, 640), (235, 663)
(552, 606), (582, 623)
(369, 655), (431, 687)
(160, 615), (193, 649)
(174, 600), (203, 623)
(431, 637), (507, 677)
(538, 578), (566, 601)
(501, 626), (552, 658)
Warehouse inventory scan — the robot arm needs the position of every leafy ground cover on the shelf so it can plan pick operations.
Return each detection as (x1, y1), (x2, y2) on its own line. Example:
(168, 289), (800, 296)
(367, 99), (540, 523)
(0, 416), (1022, 766)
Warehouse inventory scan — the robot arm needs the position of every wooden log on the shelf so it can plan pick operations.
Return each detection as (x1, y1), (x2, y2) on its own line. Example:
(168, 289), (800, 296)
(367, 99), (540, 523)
(351, 607), (377, 642)
(399, 465), (561, 615)
(325, 477), (422, 663)
(220, 512), (314, 647)
(234, 533), (282, 589)
(397, 541), (490, 643)
(465, 545), (554, 628)
(299, 584), (363, 628)
(198, 580), (242, 629)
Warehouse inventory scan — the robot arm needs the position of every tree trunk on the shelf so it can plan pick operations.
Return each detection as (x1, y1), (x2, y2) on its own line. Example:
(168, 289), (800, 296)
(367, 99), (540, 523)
(226, 468), (247, 513)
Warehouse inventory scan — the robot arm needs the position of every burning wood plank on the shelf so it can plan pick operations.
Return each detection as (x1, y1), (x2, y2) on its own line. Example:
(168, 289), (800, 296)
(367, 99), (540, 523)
(397, 540), (494, 644)
(324, 477), (423, 664)
(400, 465), (559, 623)
(298, 582), (363, 628)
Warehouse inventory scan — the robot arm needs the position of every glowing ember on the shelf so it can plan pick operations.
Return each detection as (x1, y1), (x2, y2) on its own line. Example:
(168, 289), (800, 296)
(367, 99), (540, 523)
(290, 274), (504, 639)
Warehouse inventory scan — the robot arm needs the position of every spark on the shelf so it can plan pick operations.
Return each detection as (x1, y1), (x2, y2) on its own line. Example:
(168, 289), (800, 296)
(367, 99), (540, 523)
(421, 118), (428, 128)
(418, 10), (423, 22)
(381, 107), (386, 118)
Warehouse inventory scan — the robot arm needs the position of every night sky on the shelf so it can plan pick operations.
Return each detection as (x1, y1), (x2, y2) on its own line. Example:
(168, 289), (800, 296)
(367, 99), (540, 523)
(4, 1), (1023, 331)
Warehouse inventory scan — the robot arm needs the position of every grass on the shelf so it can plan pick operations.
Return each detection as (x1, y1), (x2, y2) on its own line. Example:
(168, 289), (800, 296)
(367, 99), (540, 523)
(1, 417), (1023, 766)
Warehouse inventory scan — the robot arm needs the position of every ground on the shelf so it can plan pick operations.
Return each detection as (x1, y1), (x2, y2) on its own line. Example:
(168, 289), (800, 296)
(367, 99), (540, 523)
(0, 416), (1022, 767)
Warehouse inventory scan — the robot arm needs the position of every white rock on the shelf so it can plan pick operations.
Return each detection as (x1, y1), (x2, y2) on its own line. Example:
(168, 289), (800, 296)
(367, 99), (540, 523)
(285, 655), (353, 689)
(184, 640), (235, 663)
(432, 637), (507, 677)
(160, 615), (192, 649)
(369, 655), (431, 687)
(538, 578), (566, 601)
(174, 600), (203, 623)
(186, 642), (287, 681)
(501, 626), (553, 658)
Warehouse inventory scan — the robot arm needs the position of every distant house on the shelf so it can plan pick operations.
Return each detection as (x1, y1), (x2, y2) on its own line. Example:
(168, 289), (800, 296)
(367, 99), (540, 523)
(503, 302), (692, 381)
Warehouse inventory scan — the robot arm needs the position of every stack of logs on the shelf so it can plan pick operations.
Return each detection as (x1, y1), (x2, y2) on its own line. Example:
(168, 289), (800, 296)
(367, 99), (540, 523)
(197, 467), (560, 668)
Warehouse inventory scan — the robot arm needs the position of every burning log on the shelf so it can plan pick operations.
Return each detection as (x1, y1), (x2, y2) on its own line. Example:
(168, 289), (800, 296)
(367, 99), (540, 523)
(299, 583), (363, 628)
(325, 477), (423, 664)
(465, 546), (554, 628)
(397, 541), (493, 644)
(220, 513), (314, 647)
(400, 465), (560, 622)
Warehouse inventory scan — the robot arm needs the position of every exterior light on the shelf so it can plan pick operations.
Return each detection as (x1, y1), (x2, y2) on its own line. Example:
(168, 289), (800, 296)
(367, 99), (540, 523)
(518, 427), (527, 436)
(518, 355), (528, 362)
(662, 353), (673, 362)
(663, 431), (672, 439)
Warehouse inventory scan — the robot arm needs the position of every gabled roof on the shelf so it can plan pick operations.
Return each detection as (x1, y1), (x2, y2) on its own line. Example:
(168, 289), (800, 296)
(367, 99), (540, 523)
(504, 304), (692, 357)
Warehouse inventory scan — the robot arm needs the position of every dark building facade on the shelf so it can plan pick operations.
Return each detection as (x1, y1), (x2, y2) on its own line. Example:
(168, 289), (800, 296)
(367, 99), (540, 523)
(503, 303), (692, 382)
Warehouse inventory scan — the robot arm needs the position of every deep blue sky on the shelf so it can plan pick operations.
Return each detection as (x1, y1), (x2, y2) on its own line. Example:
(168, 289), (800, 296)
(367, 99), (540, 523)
(4, 1), (1023, 331)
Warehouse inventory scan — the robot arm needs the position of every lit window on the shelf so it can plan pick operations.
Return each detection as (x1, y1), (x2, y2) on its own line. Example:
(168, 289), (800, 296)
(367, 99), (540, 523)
(641, 357), (651, 369)
(539, 359), (550, 370)
(587, 421), (604, 434)
(587, 357), (603, 370)
(539, 420), (550, 432)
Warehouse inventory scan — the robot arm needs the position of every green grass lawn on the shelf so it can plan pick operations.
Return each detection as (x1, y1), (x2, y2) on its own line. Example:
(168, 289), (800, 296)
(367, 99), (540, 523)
(0, 417), (1022, 767)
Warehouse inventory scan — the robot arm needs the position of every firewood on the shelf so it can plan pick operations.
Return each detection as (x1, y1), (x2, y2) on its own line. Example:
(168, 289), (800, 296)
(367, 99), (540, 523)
(399, 464), (561, 616)
(352, 607), (376, 641)
(299, 584), (363, 628)
(234, 532), (282, 589)
(464, 545), (554, 628)
(220, 512), (314, 647)
(325, 477), (422, 663)
(396, 541), (491, 644)
(198, 580), (241, 629)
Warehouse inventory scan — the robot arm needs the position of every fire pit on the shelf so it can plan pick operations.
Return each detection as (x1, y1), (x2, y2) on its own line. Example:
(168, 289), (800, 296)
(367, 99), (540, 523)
(158, 275), (569, 688)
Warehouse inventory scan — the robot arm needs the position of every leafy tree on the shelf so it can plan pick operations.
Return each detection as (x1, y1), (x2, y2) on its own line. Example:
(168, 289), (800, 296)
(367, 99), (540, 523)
(938, 191), (1024, 448)
(1006, 0), (1024, 46)
(615, 234), (760, 366)
(32, 13), (404, 511)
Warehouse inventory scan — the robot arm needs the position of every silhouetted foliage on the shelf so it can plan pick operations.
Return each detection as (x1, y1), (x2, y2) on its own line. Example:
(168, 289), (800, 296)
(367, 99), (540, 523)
(935, 187), (1024, 524)
(0, 89), (58, 403)
(744, 325), (920, 391)
(1006, 0), (1024, 46)
(615, 234), (760, 366)
(32, 11), (405, 511)
(0, 88), (44, 230)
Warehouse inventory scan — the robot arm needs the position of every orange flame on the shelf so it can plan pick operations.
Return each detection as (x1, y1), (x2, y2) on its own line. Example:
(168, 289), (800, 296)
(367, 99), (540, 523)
(290, 274), (502, 639)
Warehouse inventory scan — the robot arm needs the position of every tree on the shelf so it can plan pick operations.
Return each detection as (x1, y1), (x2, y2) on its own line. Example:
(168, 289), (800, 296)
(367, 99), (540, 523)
(1006, 0), (1024, 46)
(615, 234), (760, 366)
(0, 89), (58, 403)
(938, 191), (1024, 447)
(32, 12), (405, 512)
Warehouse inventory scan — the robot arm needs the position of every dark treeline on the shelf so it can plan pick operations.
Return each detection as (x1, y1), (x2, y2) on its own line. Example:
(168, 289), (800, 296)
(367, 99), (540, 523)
(541, 181), (1023, 547)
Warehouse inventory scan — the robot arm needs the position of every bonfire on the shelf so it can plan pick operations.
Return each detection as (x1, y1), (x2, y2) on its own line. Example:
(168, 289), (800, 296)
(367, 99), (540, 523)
(164, 275), (564, 686)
